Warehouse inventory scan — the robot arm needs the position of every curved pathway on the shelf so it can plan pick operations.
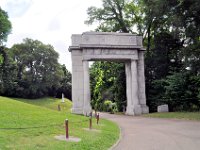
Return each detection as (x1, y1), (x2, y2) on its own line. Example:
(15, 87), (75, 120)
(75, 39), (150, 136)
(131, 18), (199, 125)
(101, 113), (200, 150)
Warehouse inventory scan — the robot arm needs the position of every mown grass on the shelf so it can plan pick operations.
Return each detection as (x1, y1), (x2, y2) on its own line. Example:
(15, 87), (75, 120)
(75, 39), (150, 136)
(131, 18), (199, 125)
(13, 97), (72, 112)
(0, 96), (119, 150)
(143, 112), (200, 121)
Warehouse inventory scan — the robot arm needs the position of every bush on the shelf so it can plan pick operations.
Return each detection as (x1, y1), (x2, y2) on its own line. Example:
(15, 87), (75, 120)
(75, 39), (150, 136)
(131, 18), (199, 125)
(110, 102), (118, 114)
(103, 100), (118, 113)
(103, 100), (112, 112)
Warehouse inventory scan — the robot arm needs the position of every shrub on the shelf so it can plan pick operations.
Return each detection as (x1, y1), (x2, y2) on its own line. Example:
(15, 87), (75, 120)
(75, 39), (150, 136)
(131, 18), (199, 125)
(103, 100), (118, 113)
(110, 102), (118, 114)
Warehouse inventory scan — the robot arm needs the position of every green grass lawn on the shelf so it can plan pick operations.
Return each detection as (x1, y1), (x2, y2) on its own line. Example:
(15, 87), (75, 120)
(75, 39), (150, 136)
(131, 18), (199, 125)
(0, 96), (119, 150)
(143, 112), (200, 121)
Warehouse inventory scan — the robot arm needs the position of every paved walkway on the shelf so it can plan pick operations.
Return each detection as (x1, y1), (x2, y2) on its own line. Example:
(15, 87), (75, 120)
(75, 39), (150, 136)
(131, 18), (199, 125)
(101, 113), (200, 150)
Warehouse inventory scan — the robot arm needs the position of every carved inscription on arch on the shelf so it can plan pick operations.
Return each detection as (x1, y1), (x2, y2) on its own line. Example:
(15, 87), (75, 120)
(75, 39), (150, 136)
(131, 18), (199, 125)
(82, 49), (138, 60)
(71, 48), (138, 58)
(83, 49), (137, 55)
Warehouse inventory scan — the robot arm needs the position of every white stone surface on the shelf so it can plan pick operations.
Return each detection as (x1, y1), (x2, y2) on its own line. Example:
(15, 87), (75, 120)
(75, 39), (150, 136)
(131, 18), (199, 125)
(157, 104), (169, 113)
(62, 93), (64, 103)
(141, 105), (149, 114)
(71, 48), (84, 114)
(69, 32), (149, 116)
(138, 51), (148, 113)
(80, 32), (138, 46)
(131, 60), (138, 105)
(83, 60), (92, 115)
(125, 62), (133, 115)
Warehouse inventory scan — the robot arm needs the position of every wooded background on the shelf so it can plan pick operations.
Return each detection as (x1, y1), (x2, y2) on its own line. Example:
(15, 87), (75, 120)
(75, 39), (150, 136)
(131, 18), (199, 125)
(1, 0), (200, 112)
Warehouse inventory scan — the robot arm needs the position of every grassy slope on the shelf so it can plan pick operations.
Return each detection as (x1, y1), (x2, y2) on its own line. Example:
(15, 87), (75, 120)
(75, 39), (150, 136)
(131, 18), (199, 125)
(0, 96), (119, 150)
(144, 112), (200, 121)
(13, 97), (72, 112)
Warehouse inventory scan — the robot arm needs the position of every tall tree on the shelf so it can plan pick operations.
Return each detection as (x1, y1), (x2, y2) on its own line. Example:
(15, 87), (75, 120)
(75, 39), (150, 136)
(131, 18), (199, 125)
(142, 0), (200, 111)
(0, 46), (17, 95)
(10, 38), (63, 98)
(85, 0), (143, 33)
(0, 7), (12, 45)
(86, 0), (200, 111)
(0, 7), (12, 93)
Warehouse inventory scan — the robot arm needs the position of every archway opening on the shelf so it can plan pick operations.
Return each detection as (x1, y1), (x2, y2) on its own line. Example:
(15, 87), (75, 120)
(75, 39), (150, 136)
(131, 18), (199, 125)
(89, 61), (127, 113)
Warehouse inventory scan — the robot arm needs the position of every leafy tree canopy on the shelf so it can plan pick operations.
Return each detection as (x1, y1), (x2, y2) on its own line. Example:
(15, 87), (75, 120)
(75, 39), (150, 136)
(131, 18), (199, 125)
(85, 0), (143, 34)
(0, 7), (12, 45)
(86, 0), (200, 112)
(0, 38), (72, 99)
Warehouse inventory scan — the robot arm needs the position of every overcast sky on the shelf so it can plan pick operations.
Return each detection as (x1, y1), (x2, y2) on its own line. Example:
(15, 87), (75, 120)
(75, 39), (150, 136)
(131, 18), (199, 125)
(0, 0), (102, 71)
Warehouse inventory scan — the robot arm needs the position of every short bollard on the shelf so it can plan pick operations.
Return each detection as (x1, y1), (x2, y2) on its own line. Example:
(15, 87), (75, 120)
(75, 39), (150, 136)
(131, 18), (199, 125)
(94, 111), (97, 118)
(96, 113), (100, 124)
(58, 104), (61, 111)
(65, 119), (69, 139)
(89, 117), (92, 129)
(89, 112), (92, 117)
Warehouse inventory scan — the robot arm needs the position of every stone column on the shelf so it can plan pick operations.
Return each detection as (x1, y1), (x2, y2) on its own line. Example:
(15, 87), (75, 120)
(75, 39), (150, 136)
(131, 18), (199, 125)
(125, 62), (134, 115)
(137, 51), (149, 114)
(83, 60), (92, 115)
(131, 60), (142, 115)
(71, 50), (84, 114)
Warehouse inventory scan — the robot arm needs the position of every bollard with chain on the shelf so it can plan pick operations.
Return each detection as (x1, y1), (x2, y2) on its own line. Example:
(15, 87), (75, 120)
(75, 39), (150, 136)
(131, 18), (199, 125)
(65, 119), (69, 139)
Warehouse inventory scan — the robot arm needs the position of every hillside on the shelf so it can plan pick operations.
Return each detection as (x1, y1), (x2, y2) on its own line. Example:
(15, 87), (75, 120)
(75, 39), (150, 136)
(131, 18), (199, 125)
(0, 96), (119, 150)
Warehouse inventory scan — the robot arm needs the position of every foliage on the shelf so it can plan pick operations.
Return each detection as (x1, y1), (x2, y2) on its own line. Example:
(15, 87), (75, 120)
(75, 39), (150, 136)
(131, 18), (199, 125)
(165, 72), (200, 111)
(90, 61), (125, 111)
(85, 0), (143, 33)
(49, 64), (72, 99)
(148, 72), (200, 112)
(0, 96), (119, 150)
(90, 62), (105, 111)
(143, 0), (200, 111)
(103, 100), (113, 112)
(0, 7), (12, 45)
(9, 38), (61, 98)
(0, 8), (71, 100)
(103, 100), (118, 113)
(0, 46), (17, 95)
(0, 39), (71, 99)
(86, 0), (200, 112)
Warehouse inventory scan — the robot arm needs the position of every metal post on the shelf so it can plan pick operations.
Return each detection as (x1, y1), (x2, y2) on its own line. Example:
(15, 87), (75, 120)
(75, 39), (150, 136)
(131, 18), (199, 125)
(97, 113), (99, 125)
(65, 119), (69, 139)
(58, 104), (61, 111)
(89, 112), (92, 117)
(95, 110), (97, 118)
(89, 117), (92, 129)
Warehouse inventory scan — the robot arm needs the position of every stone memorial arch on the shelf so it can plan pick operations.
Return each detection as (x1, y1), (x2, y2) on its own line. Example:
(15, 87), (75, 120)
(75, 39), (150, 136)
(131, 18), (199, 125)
(69, 32), (149, 115)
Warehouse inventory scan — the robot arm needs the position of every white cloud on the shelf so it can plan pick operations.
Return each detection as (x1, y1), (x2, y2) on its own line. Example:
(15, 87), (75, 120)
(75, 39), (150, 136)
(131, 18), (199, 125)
(3, 0), (32, 17)
(0, 0), (102, 72)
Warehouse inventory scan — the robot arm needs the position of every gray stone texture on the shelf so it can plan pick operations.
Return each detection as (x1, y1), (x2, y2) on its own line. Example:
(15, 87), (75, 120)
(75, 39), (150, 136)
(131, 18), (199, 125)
(69, 32), (149, 115)
(157, 104), (169, 113)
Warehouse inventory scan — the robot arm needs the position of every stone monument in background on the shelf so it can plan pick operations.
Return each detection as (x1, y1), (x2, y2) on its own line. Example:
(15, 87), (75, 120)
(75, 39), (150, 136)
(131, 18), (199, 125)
(69, 32), (149, 115)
